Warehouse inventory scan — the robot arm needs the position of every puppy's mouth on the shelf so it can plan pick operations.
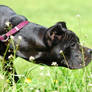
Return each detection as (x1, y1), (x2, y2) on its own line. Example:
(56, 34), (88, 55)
(59, 47), (92, 69)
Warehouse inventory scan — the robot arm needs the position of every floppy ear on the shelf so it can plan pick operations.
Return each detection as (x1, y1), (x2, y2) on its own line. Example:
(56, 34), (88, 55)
(56, 22), (67, 29)
(45, 22), (67, 47)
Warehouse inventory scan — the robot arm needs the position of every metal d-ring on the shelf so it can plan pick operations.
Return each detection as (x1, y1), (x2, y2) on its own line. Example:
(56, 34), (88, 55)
(1, 34), (9, 42)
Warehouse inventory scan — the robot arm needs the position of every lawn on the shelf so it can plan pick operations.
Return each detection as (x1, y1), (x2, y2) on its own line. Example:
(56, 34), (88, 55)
(0, 0), (92, 92)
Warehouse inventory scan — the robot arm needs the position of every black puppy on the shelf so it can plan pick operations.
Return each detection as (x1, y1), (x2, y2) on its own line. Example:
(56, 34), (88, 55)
(0, 5), (92, 72)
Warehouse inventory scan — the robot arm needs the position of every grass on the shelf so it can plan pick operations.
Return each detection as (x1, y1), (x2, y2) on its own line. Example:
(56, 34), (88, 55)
(0, 0), (92, 92)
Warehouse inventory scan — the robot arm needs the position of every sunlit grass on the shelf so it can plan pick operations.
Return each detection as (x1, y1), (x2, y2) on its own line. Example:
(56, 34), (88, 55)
(0, 57), (92, 92)
(0, 0), (92, 92)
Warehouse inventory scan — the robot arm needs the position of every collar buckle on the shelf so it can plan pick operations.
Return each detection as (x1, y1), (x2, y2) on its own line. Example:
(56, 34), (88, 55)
(1, 34), (9, 42)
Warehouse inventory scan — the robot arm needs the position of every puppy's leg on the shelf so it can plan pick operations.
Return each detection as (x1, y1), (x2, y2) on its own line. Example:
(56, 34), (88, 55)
(1, 45), (19, 85)
(2, 58), (19, 85)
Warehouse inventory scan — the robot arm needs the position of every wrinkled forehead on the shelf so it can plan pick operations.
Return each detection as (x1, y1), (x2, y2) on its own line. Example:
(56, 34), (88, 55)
(56, 30), (80, 51)
(66, 30), (80, 42)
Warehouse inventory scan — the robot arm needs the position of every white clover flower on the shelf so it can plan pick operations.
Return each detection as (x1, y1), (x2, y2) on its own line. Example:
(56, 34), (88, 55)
(76, 14), (80, 17)
(40, 66), (44, 70)
(53, 91), (58, 92)
(80, 41), (85, 46)
(8, 54), (13, 59)
(29, 56), (35, 61)
(5, 21), (10, 27)
(80, 42), (83, 46)
(51, 62), (58, 66)
(35, 90), (40, 92)
(10, 35), (14, 40)
(8, 49), (11, 52)
(46, 72), (50, 76)
(30, 88), (34, 90)
(60, 50), (63, 54)
(14, 74), (24, 77)
(88, 74), (92, 78)
(88, 84), (92, 86)
(18, 35), (22, 40)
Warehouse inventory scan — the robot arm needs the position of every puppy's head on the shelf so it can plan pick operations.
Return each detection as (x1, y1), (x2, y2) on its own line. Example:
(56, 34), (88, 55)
(45, 22), (92, 69)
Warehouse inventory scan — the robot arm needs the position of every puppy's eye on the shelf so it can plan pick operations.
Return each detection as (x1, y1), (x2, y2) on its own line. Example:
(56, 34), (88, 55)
(71, 42), (76, 47)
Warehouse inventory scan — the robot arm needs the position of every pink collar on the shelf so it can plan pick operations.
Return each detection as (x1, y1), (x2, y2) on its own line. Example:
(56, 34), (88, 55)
(0, 21), (29, 42)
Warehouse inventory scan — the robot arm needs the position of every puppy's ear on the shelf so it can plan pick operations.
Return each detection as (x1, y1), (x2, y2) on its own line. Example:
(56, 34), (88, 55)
(45, 22), (67, 47)
(56, 21), (67, 29)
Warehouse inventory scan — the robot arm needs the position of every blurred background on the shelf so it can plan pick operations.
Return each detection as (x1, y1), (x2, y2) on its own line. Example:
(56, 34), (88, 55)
(0, 0), (92, 47)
